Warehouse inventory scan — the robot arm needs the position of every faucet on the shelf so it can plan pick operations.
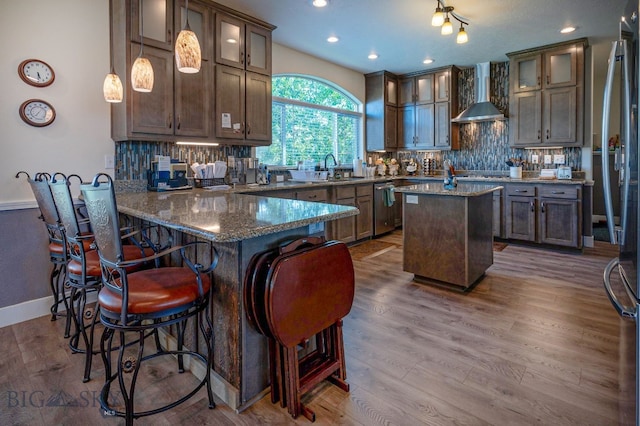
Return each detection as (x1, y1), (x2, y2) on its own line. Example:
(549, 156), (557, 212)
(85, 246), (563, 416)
(324, 153), (338, 171)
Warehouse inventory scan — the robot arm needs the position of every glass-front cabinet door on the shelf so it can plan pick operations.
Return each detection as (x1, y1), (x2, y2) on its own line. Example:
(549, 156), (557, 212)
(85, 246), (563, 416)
(246, 24), (271, 75)
(513, 55), (541, 93)
(131, 0), (173, 50)
(544, 46), (577, 88)
(216, 13), (245, 69)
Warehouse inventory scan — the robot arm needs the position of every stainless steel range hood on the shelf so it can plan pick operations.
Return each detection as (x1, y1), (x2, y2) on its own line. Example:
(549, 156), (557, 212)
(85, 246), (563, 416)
(451, 62), (505, 123)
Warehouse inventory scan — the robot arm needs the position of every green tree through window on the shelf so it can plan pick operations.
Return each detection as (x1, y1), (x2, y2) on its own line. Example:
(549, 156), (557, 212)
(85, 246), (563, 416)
(256, 75), (362, 167)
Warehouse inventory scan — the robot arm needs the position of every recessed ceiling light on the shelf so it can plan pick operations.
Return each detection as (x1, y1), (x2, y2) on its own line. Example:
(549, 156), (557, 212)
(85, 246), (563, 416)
(560, 26), (576, 34)
(312, 0), (328, 7)
(368, 53), (378, 60)
(423, 59), (434, 64)
(327, 36), (339, 43)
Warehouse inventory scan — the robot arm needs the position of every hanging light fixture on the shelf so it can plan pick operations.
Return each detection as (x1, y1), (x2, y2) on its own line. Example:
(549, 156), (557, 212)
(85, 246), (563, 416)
(131, 0), (154, 92)
(103, 0), (123, 102)
(431, 1), (469, 44)
(175, 0), (201, 73)
(456, 23), (468, 44)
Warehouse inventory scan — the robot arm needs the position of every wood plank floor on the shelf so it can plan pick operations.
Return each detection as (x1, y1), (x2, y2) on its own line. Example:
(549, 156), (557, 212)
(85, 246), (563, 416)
(0, 231), (635, 425)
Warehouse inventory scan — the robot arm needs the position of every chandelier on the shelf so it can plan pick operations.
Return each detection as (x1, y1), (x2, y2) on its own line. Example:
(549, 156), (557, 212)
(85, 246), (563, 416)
(431, 0), (469, 44)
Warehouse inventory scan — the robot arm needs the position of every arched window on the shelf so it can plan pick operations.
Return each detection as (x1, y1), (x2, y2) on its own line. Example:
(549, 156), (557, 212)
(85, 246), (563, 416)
(256, 75), (362, 167)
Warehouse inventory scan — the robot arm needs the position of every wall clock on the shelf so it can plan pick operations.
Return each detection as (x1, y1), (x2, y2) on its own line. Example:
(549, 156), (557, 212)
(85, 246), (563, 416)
(19, 99), (56, 127)
(18, 59), (55, 87)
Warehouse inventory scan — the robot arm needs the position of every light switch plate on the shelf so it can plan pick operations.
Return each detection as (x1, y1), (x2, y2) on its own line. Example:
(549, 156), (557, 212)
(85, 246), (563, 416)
(104, 155), (115, 169)
(531, 154), (539, 164)
(554, 154), (565, 164)
(544, 155), (552, 164)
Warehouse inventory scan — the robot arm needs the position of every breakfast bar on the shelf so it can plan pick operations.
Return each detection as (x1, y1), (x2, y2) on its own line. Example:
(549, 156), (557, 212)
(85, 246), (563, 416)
(114, 189), (358, 410)
(395, 182), (503, 290)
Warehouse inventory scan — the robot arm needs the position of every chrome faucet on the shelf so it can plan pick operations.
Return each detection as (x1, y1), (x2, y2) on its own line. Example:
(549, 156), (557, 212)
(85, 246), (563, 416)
(324, 153), (338, 171)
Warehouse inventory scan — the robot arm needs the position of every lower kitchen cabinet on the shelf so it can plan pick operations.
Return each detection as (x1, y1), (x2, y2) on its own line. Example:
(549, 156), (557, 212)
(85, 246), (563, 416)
(504, 183), (582, 248)
(355, 184), (373, 240)
(331, 183), (373, 243)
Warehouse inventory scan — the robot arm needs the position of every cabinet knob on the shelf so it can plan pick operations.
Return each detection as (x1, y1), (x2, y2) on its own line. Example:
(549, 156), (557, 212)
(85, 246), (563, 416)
(546, 75), (550, 85)
(537, 76), (541, 87)
(546, 129), (550, 139)
(241, 51), (244, 64)
(168, 114), (172, 129)
(537, 130), (541, 140)
(541, 201), (545, 213)
(247, 53), (251, 66)
(246, 123), (251, 135)
(177, 115), (181, 130)
(530, 201), (535, 212)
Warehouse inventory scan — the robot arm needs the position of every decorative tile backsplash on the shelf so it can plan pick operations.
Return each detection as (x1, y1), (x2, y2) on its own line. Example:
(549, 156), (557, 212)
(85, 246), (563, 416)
(115, 141), (251, 180)
(373, 61), (582, 173)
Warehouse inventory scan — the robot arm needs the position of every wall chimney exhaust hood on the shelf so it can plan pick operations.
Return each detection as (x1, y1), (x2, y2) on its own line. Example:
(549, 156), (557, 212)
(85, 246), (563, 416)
(451, 62), (505, 123)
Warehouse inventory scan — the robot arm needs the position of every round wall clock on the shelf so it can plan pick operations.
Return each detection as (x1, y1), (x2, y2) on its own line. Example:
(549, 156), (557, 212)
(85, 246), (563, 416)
(19, 99), (56, 127)
(18, 59), (55, 87)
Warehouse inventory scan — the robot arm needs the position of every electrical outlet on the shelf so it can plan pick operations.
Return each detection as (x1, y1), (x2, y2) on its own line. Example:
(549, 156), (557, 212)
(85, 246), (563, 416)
(104, 155), (115, 169)
(544, 155), (552, 164)
(276, 175), (284, 182)
(554, 154), (565, 164)
(531, 154), (539, 164)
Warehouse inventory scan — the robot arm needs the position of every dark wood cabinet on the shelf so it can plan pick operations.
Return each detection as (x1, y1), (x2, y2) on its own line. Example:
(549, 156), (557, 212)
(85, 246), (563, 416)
(355, 184), (373, 240)
(504, 183), (582, 248)
(397, 66), (459, 151)
(365, 71), (398, 151)
(508, 39), (586, 147)
(110, 0), (273, 143)
(330, 184), (373, 243)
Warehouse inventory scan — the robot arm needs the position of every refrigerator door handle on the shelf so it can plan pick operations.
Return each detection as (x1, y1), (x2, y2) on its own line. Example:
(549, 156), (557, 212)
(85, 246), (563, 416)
(603, 257), (637, 319)
(619, 39), (631, 246)
(601, 40), (619, 244)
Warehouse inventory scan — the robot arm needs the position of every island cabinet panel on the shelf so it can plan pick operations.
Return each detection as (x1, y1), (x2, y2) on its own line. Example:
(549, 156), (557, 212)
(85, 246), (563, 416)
(403, 192), (493, 289)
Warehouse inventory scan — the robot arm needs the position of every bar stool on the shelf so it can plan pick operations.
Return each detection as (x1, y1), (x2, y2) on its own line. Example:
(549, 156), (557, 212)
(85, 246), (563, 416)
(16, 171), (72, 337)
(49, 173), (157, 383)
(81, 173), (218, 425)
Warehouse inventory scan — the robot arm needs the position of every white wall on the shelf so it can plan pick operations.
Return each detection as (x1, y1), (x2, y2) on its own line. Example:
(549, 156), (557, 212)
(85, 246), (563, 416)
(272, 43), (365, 103)
(1, 0), (114, 208)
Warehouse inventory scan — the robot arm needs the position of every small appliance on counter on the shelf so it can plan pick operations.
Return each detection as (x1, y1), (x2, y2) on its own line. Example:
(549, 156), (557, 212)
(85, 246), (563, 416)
(147, 157), (192, 191)
(557, 165), (572, 180)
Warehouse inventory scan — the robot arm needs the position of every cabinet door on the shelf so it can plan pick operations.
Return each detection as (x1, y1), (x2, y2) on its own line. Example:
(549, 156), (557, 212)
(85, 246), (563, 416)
(399, 78), (414, 106)
(334, 199), (356, 243)
(414, 104), (435, 149)
(245, 72), (271, 143)
(129, 44), (174, 135)
(399, 106), (414, 149)
(505, 196), (536, 241)
(512, 54), (541, 93)
(493, 192), (503, 238)
(386, 76), (398, 106)
(385, 106), (398, 149)
(215, 65), (245, 139)
(131, 0), (173, 50)
(356, 195), (373, 239)
(394, 190), (403, 227)
(216, 13), (245, 69)
(434, 102), (450, 149)
(434, 70), (450, 102)
(539, 198), (580, 247)
(511, 91), (542, 146)
(175, 59), (210, 137)
(544, 46), (577, 89)
(543, 86), (576, 144)
(175, 0), (210, 60)
(415, 74), (434, 104)
(246, 24), (271, 74)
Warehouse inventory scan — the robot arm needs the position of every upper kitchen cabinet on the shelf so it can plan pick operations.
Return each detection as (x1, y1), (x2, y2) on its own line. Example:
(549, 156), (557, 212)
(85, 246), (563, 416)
(216, 13), (271, 75)
(508, 39), (587, 147)
(365, 71), (398, 151)
(110, 0), (274, 143)
(131, 0), (174, 51)
(397, 66), (459, 151)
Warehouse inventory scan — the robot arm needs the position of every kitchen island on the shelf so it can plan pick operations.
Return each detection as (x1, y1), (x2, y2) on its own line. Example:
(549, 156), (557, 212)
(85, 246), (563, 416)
(395, 182), (503, 290)
(114, 189), (358, 410)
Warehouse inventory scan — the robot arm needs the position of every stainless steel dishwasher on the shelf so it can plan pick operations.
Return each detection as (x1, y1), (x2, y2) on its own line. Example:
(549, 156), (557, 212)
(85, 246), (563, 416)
(374, 181), (395, 236)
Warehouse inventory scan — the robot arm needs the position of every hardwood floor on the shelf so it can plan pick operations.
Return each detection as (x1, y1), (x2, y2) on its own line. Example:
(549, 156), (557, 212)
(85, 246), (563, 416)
(0, 231), (635, 425)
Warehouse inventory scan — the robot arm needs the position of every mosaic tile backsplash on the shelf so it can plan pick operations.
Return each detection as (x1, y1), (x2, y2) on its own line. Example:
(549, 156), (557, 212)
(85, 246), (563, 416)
(370, 61), (582, 173)
(115, 141), (252, 180)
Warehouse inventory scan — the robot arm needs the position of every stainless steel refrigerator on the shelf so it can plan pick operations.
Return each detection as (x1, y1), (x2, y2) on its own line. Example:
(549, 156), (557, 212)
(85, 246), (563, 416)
(602, 2), (640, 424)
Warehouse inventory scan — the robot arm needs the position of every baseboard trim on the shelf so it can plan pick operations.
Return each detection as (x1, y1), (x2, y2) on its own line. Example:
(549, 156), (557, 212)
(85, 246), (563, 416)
(0, 292), (98, 329)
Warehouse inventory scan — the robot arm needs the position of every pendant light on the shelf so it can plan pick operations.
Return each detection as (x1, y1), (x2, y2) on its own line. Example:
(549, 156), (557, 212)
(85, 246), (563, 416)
(431, 1), (470, 44)
(456, 23), (468, 44)
(441, 14), (453, 35)
(103, 0), (123, 102)
(131, 0), (154, 92)
(175, 0), (202, 73)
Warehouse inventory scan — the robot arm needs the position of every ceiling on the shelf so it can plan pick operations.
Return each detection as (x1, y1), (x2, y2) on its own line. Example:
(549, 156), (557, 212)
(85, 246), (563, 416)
(212, 0), (630, 75)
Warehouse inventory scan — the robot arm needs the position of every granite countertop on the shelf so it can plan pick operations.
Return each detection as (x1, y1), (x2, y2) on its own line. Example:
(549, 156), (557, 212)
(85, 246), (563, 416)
(394, 182), (503, 197)
(115, 190), (358, 243)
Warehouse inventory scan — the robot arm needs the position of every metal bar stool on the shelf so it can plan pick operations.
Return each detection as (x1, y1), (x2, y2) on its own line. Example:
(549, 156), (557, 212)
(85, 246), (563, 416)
(81, 173), (218, 425)
(16, 171), (72, 337)
(49, 173), (158, 383)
